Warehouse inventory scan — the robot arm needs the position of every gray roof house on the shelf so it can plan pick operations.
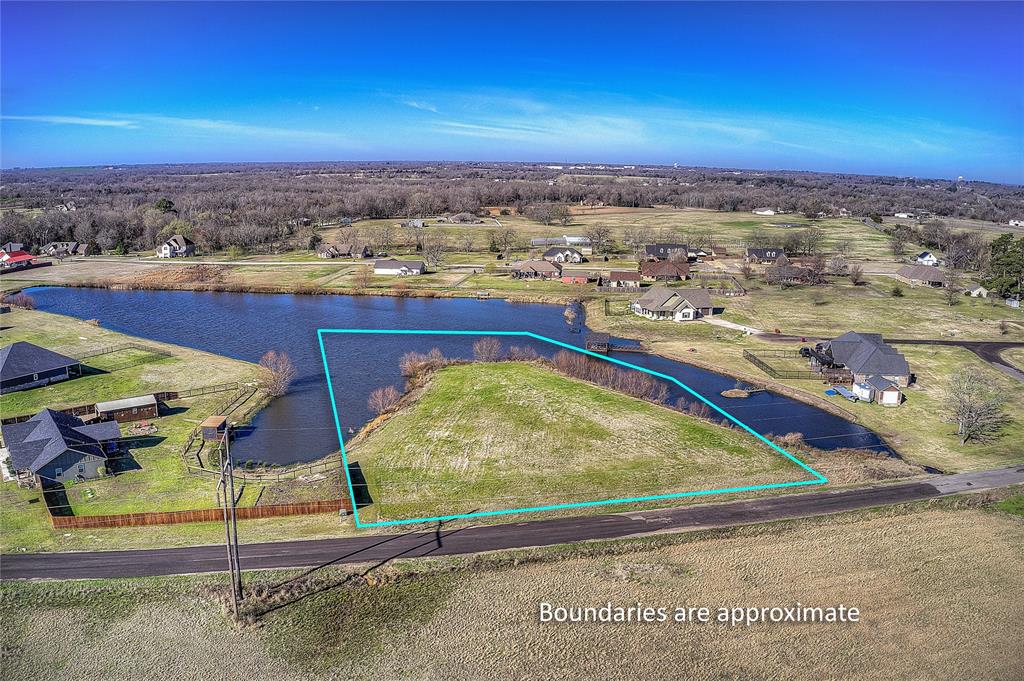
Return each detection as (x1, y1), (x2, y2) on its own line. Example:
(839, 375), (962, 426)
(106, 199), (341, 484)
(1, 409), (120, 485)
(644, 243), (691, 261)
(896, 264), (947, 288)
(632, 287), (714, 322)
(0, 342), (81, 394)
(817, 332), (911, 386)
(157, 234), (196, 258)
(542, 247), (584, 263)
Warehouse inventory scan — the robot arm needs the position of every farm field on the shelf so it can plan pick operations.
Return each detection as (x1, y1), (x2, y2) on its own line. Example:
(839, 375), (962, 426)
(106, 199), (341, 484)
(346, 361), (804, 523)
(2, 501), (1021, 680)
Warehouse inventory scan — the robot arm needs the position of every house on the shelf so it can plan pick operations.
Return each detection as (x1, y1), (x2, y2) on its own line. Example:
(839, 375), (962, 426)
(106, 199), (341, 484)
(0, 242), (24, 253)
(374, 259), (425, 276)
(765, 255), (815, 285)
(563, 235), (594, 255)
(201, 415), (229, 441)
(401, 219), (425, 229)
(559, 268), (599, 285)
(316, 244), (342, 258)
(1009, 219), (1024, 228)
(852, 375), (904, 407)
(42, 241), (88, 257)
(0, 249), (36, 271)
(812, 332), (911, 387)
(644, 243), (690, 262)
(95, 394), (159, 423)
(753, 208), (777, 216)
(965, 284), (988, 298)
(0, 342), (81, 394)
(896, 264), (948, 288)
(640, 261), (690, 281)
(632, 287), (714, 322)
(915, 252), (940, 267)
(512, 260), (561, 279)
(542, 247), (584, 264)
(604, 271), (642, 288)
(1, 409), (121, 486)
(1006, 295), (1021, 309)
(337, 243), (372, 258)
(745, 247), (785, 263)
(894, 212), (916, 219)
(157, 234), (196, 258)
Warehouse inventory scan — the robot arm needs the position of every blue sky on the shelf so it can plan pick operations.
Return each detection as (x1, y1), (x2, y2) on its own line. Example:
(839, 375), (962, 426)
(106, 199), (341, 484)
(2, 1), (1022, 182)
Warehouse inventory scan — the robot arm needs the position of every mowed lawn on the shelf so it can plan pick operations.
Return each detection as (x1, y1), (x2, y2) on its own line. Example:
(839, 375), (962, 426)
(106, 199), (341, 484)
(347, 362), (802, 522)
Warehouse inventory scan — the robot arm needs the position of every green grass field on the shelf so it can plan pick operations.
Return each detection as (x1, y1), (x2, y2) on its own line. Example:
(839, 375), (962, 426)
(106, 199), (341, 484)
(346, 361), (802, 522)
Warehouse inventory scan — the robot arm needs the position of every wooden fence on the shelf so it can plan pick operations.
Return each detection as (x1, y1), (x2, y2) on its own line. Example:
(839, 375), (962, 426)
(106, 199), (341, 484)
(742, 349), (852, 383)
(72, 341), (173, 361)
(49, 497), (352, 529)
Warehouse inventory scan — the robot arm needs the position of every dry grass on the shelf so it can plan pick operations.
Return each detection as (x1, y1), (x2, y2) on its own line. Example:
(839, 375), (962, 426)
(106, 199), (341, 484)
(2, 504), (1022, 680)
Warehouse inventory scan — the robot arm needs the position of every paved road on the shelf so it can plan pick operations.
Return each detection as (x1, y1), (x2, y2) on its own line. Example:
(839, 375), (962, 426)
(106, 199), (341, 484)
(4, 466), (1022, 581)
(887, 338), (1024, 382)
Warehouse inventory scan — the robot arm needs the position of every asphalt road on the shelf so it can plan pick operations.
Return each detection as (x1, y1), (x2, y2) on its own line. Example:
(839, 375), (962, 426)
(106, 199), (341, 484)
(887, 338), (1024, 381)
(4, 466), (1022, 581)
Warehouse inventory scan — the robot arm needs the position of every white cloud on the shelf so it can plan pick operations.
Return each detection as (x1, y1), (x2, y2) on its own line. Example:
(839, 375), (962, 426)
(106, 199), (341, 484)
(402, 99), (439, 114)
(1, 114), (138, 128)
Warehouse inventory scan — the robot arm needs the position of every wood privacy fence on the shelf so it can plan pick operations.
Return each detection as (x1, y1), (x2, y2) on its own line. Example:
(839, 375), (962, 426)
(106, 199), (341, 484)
(49, 498), (352, 529)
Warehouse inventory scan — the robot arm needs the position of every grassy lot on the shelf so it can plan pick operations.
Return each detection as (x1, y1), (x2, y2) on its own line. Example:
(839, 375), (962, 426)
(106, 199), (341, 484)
(2, 501), (1021, 680)
(586, 301), (1024, 473)
(720, 276), (1023, 339)
(346, 361), (803, 523)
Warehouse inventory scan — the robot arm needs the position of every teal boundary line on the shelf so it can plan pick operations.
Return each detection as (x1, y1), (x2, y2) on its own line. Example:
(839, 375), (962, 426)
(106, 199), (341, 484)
(316, 328), (828, 528)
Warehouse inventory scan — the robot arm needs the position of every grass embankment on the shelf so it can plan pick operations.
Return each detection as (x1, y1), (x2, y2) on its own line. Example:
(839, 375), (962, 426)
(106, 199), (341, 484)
(2, 499), (1021, 680)
(0, 309), (277, 550)
(346, 361), (804, 523)
(586, 299), (1024, 473)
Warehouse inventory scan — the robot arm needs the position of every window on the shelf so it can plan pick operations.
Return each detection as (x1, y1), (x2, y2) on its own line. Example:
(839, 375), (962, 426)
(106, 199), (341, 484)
(32, 373), (38, 381)
(78, 464), (85, 473)
(54, 468), (63, 478)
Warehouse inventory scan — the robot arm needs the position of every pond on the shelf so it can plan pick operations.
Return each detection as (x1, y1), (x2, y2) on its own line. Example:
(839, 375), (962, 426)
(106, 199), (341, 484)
(26, 287), (892, 464)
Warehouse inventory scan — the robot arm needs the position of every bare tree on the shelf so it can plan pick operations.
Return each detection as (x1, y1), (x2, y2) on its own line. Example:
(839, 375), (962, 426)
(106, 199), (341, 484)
(473, 337), (503, 362)
(259, 350), (295, 397)
(367, 224), (394, 253)
(421, 231), (448, 268)
(944, 270), (963, 306)
(888, 227), (910, 258)
(368, 385), (402, 415)
(622, 227), (652, 259)
(458, 233), (475, 253)
(584, 225), (611, 254)
(848, 264), (865, 285)
(947, 369), (1006, 444)
(354, 265), (373, 288)
(739, 262), (754, 280)
(827, 255), (849, 276)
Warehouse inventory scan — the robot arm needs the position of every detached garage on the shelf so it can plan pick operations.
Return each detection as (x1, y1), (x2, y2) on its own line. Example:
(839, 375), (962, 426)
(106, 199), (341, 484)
(95, 394), (159, 423)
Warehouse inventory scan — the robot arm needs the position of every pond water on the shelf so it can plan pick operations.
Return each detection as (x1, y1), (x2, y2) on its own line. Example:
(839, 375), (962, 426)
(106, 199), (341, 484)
(27, 287), (891, 464)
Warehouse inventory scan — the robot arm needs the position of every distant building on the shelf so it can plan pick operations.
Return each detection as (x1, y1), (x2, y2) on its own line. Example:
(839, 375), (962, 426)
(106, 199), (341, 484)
(542, 247), (584, 264)
(745, 247), (785, 263)
(0, 249), (35, 271)
(529, 236), (592, 255)
(336, 244), (372, 258)
(965, 284), (988, 298)
(894, 212), (915, 219)
(640, 261), (689, 281)
(753, 208), (777, 216)
(1, 409), (121, 486)
(316, 244), (342, 258)
(915, 252), (940, 267)
(1, 242), (24, 253)
(157, 234), (195, 258)
(512, 260), (561, 279)
(1009, 219), (1024, 228)
(604, 271), (642, 288)
(42, 241), (89, 257)
(896, 264), (948, 288)
(0, 342), (82, 394)
(559, 268), (600, 285)
(644, 243), (690, 262)
(201, 415), (229, 442)
(374, 259), (425, 276)
(632, 287), (714, 322)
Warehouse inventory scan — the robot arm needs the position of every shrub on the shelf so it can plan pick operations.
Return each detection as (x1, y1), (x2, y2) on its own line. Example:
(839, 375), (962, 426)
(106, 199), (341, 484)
(368, 385), (401, 415)
(890, 285), (904, 297)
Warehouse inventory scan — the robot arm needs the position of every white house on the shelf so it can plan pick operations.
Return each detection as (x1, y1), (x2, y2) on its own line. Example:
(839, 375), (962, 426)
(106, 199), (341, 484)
(965, 284), (988, 298)
(915, 252), (939, 267)
(542, 247), (584, 264)
(894, 212), (916, 219)
(852, 375), (903, 407)
(752, 208), (776, 216)
(1008, 219), (1023, 227)
(631, 287), (714, 322)
(373, 258), (425, 276)
(157, 234), (195, 258)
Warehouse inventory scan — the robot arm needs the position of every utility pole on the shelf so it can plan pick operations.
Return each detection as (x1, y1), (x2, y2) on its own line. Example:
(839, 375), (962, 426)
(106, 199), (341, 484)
(219, 426), (242, 617)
